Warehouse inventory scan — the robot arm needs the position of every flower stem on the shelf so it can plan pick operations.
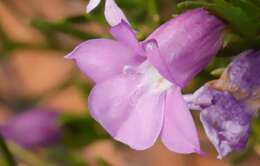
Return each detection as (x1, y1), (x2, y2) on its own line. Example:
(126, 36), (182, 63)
(8, 143), (52, 166)
(0, 134), (16, 166)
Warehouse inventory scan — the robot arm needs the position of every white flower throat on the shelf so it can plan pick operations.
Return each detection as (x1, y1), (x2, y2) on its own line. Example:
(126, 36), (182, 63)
(124, 61), (172, 93)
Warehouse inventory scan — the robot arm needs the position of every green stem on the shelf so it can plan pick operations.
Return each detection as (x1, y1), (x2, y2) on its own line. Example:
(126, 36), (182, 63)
(8, 143), (53, 166)
(0, 134), (16, 166)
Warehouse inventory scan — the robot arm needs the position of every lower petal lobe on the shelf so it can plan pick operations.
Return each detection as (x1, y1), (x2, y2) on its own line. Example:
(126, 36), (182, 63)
(88, 71), (165, 150)
(160, 86), (201, 154)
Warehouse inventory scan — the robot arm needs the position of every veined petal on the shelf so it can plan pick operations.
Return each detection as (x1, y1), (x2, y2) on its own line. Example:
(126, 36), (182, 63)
(227, 50), (260, 94)
(186, 86), (253, 159)
(105, 0), (130, 26)
(86, 0), (101, 13)
(147, 9), (224, 87)
(160, 86), (201, 154)
(65, 39), (142, 83)
(88, 71), (165, 150)
(110, 21), (142, 54)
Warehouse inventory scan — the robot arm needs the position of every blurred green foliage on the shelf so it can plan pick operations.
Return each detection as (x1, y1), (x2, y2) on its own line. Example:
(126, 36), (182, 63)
(60, 114), (108, 148)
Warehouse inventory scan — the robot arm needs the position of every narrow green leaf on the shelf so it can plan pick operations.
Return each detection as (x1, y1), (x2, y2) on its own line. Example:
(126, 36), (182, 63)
(177, 0), (258, 38)
(217, 37), (260, 57)
(176, 1), (210, 12)
(211, 0), (257, 38)
(229, 0), (260, 20)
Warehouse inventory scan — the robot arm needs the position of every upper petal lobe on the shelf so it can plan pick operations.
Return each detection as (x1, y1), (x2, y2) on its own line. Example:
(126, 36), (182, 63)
(104, 0), (130, 26)
(65, 39), (142, 83)
(110, 21), (142, 54)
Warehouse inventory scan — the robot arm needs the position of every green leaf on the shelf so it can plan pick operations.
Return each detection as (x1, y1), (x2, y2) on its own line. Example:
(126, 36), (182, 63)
(176, 1), (210, 12)
(59, 114), (109, 148)
(96, 158), (112, 166)
(177, 0), (258, 38)
(217, 37), (260, 57)
(230, 145), (253, 164)
(248, 0), (260, 7)
(229, 0), (260, 20)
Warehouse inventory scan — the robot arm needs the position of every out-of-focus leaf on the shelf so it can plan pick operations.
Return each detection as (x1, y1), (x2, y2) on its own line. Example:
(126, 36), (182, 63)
(210, 67), (226, 76)
(229, 0), (260, 21)
(217, 37), (260, 57)
(59, 114), (108, 148)
(74, 79), (93, 98)
(176, 1), (209, 11)
(0, 134), (16, 166)
(248, 0), (260, 7)
(8, 143), (52, 166)
(230, 144), (254, 164)
(31, 19), (98, 40)
(252, 117), (260, 143)
(47, 147), (89, 166)
(177, 0), (258, 38)
(62, 15), (90, 24)
(96, 158), (112, 166)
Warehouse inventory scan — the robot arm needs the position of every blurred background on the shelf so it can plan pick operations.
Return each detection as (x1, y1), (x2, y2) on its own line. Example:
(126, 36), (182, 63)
(0, 0), (259, 165)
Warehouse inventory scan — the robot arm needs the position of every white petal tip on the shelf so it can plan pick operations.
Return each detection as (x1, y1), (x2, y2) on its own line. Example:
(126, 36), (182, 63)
(86, 0), (101, 14)
(64, 52), (74, 59)
(86, 8), (92, 14)
(104, 0), (130, 27)
(217, 155), (223, 160)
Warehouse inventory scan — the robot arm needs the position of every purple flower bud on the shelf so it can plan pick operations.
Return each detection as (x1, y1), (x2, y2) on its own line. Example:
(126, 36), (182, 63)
(185, 50), (260, 158)
(147, 9), (225, 87)
(0, 108), (61, 148)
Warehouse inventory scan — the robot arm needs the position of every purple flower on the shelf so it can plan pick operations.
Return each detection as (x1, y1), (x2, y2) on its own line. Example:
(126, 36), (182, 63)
(66, 8), (224, 154)
(0, 108), (61, 148)
(185, 86), (253, 159)
(185, 50), (260, 158)
(226, 50), (260, 98)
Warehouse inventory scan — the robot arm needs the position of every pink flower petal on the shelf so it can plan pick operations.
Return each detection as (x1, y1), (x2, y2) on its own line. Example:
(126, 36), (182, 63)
(104, 0), (130, 26)
(88, 73), (165, 150)
(160, 86), (202, 154)
(143, 39), (174, 82)
(110, 21), (141, 54)
(86, 0), (101, 13)
(65, 39), (142, 83)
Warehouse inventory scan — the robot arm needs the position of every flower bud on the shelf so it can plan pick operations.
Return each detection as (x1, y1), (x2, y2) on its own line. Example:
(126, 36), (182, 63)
(0, 108), (61, 148)
(147, 9), (225, 87)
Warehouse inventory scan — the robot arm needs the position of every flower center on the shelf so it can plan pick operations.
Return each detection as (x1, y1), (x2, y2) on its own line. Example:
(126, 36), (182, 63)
(137, 62), (172, 93)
